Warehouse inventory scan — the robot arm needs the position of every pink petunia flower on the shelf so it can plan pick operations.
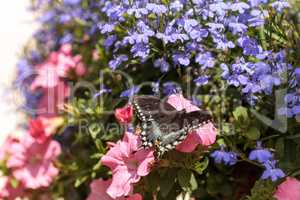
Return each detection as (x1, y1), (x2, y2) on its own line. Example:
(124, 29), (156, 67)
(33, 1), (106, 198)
(167, 93), (217, 152)
(30, 44), (86, 91)
(101, 132), (154, 199)
(87, 179), (143, 200)
(7, 133), (61, 189)
(274, 177), (300, 200)
(28, 117), (64, 143)
(115, 105), (134, 124)
(36, 81), (70, 117)
(0, 136), (19, 161)
(0, 176), (24, 200)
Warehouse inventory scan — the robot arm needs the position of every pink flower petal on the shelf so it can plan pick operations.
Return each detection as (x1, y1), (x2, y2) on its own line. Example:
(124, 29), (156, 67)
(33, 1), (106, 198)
(274, 177), (300, 200)
(107, 167), (135, 198)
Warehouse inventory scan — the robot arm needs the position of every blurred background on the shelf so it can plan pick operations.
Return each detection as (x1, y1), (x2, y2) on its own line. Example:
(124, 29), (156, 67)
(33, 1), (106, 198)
(0, 1), (37, 145)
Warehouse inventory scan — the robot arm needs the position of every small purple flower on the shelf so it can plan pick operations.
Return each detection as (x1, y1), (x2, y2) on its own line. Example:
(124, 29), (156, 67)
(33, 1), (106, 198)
(131, 43), (150, 60)
(271, 1), (290, 12)
(231, 2), (250, 14)
(109, 55), (128, 70)
(100, 23), (115, 34)
(104, 35), (117, 50)
(238, 36), (262, 56)
(146, 3), (167, 15)
(249, 0), (269, 7)
(163, 82), (181, 96)
(195, 52), (215, 69)
(63, 0), (81, 5)
(228, 22), (248, 35)
(154, 58), (170, 72)
(211, 147), (238, 166)
(120, 86), (140, 98)
(172, 53), (190, 66)
(194, 75), (209, 86)
(93, 86), (112, 98)
(261, 160), (285, 182)
(249, 141), (273, 163)
(127, 7), (148, 18)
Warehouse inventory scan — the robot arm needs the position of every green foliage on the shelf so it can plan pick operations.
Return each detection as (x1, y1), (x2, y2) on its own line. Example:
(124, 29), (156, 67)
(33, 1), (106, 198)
(244, 180), (276, 200)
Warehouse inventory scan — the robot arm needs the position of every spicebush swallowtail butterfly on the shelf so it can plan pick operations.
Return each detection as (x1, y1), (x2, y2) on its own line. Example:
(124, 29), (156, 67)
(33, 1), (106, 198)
(132, 95), (213, 158)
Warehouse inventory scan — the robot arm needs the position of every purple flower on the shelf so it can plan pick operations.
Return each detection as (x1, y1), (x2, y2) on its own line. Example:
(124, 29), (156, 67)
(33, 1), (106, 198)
(231, 2), (250, 14)
(94, 86), (112, 98)
(131, 43), (150, 60)
(127, 7), (148, 18)
(195, 52), (215, 69)
(154, 58), (170, 72)
(170, 0), (183, 11)
(100, 23), (115, 34)
(271, 1), (290, 12)
(249, 0), (269, 7)
(238, 36), (262, 56)
(172, 53), (190, 66)
(163, 82), (181, 96)
(109, 55), (128, 70)
(261, 160), (285, 182)
(228, 22), (248, 35)
(146, 3), (167, 15)
(209, 2), (229, 17)
(120, 86), (140, 98)
(63, 0), (81, 5)
(249, 141), (273, 163)
(104, 35), (117, 49)
(211, 149), (238, 166)
(194, 75), (209, 86)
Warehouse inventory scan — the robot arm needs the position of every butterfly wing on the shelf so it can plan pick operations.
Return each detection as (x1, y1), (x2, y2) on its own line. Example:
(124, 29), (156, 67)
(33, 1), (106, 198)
(133, 95), (161, 121)
(133, 95), (213, 158)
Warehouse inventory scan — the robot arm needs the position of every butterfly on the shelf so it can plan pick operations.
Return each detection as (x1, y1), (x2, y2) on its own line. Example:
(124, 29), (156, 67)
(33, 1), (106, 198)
(132, 95), (213, 158)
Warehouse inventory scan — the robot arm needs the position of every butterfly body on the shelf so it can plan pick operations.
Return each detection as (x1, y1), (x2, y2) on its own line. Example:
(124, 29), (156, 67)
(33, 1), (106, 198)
(133, 95), (212, 158)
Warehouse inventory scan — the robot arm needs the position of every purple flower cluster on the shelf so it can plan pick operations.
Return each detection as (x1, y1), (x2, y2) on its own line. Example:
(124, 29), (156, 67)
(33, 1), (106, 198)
(249, 141), (285, 181)
(210, 146), (238, 166)
(96, 0), (291, 103)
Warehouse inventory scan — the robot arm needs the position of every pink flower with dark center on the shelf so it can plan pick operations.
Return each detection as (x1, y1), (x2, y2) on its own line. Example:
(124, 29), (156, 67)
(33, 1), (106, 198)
(115, 105), (134, 124)
(87, 179), (143, 200)
(7, 133), (61, 189)
(167, 93), (217, 152)
(274, 177), (300, 200)
(101, 132), (154, 198)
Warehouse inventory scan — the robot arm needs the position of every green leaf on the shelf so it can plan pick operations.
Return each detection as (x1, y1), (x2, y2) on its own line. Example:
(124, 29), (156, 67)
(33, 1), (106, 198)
(95, 139), (106, 153)
(245, 180), (276, 200)
(159, 169), (177, 197)
(233, 106), (248, 122)
(88, 123), (101, 139)
(74, 176), (88, 188)
(177, 169), (198, 192)
(193, 157), (209, 175)
(245, 127), (261, 140)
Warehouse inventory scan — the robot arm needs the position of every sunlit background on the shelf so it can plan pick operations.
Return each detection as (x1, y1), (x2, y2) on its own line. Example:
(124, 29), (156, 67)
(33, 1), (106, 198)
(0, 1), (37, 145)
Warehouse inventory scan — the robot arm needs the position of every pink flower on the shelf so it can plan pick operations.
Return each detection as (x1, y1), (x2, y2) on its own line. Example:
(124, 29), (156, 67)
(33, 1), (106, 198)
(115, 105), (134, 124)
(30, 44), (86, 91)
(0, 176), (24, 200)
(87, 179), (143, 200)
(7, 133), (61, 189)
(167, 93), (217, 152)
(0, 136), (19, 161)
(274, 177), (300, 200)
(28, 117), (64, 143)
(101, 132), (154, 198)
(36, 81), (70, 117)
